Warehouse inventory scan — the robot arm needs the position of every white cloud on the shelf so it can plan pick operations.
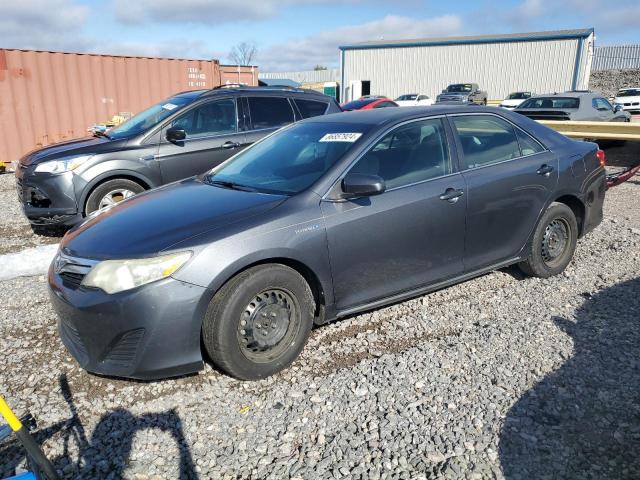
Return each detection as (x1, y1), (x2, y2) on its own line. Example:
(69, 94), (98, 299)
(0, 0), (90, 51)
(111, 0), (366, 25)
(256, 14), (463, 71)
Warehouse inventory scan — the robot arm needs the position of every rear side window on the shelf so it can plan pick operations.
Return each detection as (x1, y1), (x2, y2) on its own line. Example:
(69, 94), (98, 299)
(248, 97), (295, 129)
(350, 118), (451, 189)
(452, 115), (521, 169)
(295, 99), (328, 118)
(515, 129), (545, 156)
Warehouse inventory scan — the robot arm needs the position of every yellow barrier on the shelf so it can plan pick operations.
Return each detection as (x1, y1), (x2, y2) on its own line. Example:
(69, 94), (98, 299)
(537, 120), (640, 141)
(0, 395), (23, 432)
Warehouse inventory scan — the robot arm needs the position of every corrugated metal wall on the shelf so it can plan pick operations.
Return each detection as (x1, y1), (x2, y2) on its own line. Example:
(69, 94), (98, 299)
(593, 45), (640, 71)
(342, 36), (592, 101)
(259, 69), (339, 84)
(0, 50), (258, 162)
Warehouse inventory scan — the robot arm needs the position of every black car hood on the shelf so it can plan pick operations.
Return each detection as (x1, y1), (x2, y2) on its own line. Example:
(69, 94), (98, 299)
(20, 136), (124, 165)
(61, 178), (287, 259)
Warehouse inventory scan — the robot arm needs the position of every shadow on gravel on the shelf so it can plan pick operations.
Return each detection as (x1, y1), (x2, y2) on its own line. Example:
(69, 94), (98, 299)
(0, 375), (198, 479)
(499, 277), (640, 479)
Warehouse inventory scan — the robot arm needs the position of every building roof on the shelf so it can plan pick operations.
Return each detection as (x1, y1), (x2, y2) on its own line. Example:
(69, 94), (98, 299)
(339, 28), (594, 51)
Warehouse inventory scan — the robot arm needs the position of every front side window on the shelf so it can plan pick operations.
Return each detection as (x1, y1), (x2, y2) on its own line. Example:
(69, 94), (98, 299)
(170, 98), (237, 138)
(593, 98), (613, 111)
(349, 118), (451, 189)
(452, 115), (521, 169)
(295, 99), (329, 119)
(248, 97), (295, 129)
(207, 122), (368, 195)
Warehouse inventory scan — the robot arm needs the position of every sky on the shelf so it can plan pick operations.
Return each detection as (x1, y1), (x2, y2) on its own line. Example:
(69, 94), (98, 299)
(1, 0), (639, 72)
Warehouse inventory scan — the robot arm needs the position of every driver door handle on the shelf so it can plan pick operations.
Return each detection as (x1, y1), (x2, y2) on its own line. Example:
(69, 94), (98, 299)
(222, 141), (240, 149)
(439, 188), (464, 203)
(537, 164), (554, 176)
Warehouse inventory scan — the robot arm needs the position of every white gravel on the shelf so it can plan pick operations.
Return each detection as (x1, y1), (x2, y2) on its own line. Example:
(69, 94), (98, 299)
(0, 166), (639, 479)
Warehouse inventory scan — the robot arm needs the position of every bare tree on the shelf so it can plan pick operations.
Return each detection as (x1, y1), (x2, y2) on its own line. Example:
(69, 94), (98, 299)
(228, 42), (257, 66)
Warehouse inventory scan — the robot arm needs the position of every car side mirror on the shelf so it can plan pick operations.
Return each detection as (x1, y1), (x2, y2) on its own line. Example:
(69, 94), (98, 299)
(614, 104), (623, 113)
(166, 126), (186, 143)
(341, 173), (385, 198)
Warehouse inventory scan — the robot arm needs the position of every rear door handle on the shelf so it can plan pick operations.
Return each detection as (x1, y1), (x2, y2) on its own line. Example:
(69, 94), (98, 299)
(439, 188), (464, 203)
(537, 164), (554, 176)
(222, 141), (240, 149)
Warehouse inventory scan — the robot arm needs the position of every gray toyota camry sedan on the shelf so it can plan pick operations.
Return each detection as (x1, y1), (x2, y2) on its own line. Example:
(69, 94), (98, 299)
(48, 106), (606, 380)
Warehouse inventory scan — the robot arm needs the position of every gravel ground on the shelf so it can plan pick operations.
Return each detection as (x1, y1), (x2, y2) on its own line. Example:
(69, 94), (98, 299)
(0, 159), (639, 479)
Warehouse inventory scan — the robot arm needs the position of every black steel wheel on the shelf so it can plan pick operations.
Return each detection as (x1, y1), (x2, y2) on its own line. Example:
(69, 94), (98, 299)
(202, 264), (315, 380)
(519, 202), (578, 278)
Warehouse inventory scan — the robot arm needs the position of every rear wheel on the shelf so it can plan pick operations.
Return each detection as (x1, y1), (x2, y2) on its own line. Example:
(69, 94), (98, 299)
(519, 202), (578, 278)
(85, 178), (145, 215)
(202, 264), (315, 380)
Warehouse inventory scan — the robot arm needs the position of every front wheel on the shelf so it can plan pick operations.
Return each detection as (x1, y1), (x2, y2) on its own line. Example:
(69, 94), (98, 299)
(85, 178), (145, 215)
(202, 264), (315, 380)
(519, 202), (578, 278)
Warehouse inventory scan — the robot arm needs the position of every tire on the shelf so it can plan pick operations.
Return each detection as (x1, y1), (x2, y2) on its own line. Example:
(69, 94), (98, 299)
(202, 264), (315, 380)
(519, 202), (578, 278)
(483, 99), (487, 106)
(84, 178), (145, 215)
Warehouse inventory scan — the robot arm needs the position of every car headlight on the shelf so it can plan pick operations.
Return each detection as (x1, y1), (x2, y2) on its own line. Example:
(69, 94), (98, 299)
(81, 251), (192, 294)
(34, 154), (93, 174)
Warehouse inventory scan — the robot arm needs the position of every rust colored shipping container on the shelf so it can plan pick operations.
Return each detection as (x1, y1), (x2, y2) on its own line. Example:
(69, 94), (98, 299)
(220, 64), (258, 87)
(0, 49), (258, 163)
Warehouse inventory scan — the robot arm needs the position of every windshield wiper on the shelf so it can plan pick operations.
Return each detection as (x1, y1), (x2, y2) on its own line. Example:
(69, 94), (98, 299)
(207, 178), (257, 192)
(93, 131), (111, 139)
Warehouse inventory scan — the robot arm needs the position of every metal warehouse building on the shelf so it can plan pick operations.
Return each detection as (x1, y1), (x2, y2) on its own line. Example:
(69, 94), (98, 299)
(339, 28), (594, 102)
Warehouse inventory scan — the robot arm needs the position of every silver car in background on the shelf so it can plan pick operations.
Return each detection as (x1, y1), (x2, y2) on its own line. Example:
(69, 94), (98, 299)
(515, 91), (631, 122)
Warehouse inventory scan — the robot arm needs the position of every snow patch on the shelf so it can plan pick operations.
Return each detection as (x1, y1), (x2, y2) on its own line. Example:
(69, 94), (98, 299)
(0, 244), (60, 281)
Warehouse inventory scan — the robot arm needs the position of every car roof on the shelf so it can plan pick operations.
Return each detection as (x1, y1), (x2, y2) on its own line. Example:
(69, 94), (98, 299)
(531, 92), (599, 99)
(198, 85), (331, 99)
(306, 105), (506, 126)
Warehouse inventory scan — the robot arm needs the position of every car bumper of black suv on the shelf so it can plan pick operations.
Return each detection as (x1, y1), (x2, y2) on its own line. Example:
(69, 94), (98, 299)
(15, 165), (84, 226)
(48, 266), (210, 380)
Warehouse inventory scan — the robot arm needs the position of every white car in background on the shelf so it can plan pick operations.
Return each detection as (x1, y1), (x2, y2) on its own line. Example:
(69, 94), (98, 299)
(394, 94), (434, 107)
(613, 88), (640, 113)
(499, 91), (533, 109)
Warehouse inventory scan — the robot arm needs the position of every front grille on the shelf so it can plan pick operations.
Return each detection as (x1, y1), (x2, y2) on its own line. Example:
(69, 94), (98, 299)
(101, 329), (145, 367)
(60, 271), (85, 288)
(53, 252), (97, 290)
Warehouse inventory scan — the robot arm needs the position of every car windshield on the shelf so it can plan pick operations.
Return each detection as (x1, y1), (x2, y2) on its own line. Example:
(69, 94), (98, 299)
(447, 84), (472, 92)
(617, 89), (640, 97)
(205, 122), (369, 195)
(519, 97), (580, 109)
(341, 98), (376, 110)
(107, 94), (198, 139)
(396, 94), (417, 101)
(507, 92), (531, 99)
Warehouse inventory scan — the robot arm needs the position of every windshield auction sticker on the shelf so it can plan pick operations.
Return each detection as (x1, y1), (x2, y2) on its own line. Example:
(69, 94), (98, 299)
(319, 133), (362, 142)
(161, 103), (178, 111)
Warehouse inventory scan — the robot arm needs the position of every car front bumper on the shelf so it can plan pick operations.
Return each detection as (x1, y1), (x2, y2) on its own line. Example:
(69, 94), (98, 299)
(48, 266), (211, 380)
(14, 165), (84, 226)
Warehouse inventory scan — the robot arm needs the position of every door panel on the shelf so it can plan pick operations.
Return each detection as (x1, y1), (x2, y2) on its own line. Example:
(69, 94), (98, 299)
(323, 117), (466, 310)
(157, 98), (247, 183)
(322, 175), (466, 310)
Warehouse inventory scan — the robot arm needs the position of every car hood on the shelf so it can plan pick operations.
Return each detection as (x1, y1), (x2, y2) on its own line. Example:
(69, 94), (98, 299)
(61, 178), (288, 259)
(615, 95), (640, 103)
(19, 136), (124, 166)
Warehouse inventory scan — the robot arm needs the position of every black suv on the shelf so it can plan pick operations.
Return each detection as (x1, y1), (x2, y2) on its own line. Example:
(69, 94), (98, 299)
(15, 86), (341, 229)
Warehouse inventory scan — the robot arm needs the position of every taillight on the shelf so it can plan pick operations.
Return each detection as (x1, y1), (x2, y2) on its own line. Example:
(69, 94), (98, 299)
(597, 149), (606, 167)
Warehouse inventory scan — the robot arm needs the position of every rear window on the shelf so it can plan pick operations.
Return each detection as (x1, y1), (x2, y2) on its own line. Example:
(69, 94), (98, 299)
(341, 98), (375, 110)
(294, 99), (329, 119)
(248, 97), (295, 129)
(519, 97), (580, 109)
